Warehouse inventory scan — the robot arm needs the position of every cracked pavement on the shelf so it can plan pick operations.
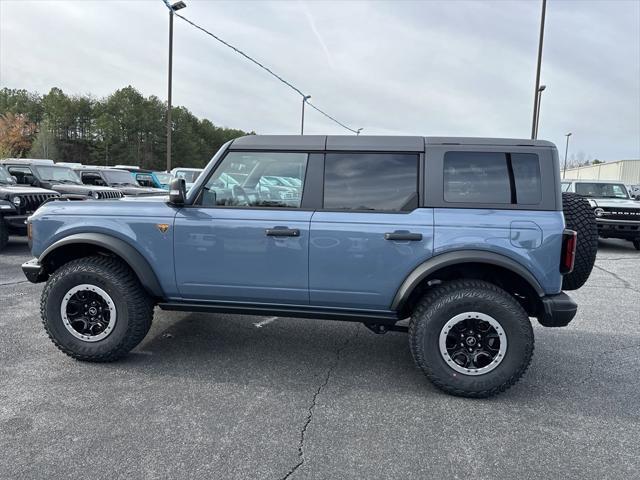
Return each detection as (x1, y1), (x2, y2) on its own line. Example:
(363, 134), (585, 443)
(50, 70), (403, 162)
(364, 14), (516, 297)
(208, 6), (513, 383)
(1, 237), (639, 479)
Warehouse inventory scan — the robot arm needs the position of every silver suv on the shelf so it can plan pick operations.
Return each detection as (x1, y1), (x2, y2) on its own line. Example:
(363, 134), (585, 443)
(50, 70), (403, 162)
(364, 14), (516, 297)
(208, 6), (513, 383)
(562, 179), (640, 250)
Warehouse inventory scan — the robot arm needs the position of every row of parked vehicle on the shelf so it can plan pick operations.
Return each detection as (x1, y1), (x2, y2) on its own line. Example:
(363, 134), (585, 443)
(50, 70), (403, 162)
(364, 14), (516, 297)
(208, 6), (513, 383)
(0, 158), (204, 251)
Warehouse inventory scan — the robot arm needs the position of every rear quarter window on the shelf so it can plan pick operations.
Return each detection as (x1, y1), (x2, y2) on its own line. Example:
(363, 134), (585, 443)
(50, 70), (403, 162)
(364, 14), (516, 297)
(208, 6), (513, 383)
(443, 151), (542, 205)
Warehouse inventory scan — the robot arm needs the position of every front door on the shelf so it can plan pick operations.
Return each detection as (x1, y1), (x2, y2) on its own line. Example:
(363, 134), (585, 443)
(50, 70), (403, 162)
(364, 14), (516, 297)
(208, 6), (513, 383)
(174, 151), (312, 304)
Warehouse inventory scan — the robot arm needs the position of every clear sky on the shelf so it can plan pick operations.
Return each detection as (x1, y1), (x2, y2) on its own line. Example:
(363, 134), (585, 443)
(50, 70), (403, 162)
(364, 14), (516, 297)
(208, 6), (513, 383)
(1, 0), (639, 161)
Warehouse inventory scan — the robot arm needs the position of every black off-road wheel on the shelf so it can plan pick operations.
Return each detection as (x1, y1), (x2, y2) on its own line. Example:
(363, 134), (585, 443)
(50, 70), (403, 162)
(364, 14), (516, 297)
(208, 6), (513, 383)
(0, 218), (8, 252)
(633, 239), (640, 251)
(409, 280), (534, 398)
(41, 255), (154, 362)
(561, 192), (598, 290)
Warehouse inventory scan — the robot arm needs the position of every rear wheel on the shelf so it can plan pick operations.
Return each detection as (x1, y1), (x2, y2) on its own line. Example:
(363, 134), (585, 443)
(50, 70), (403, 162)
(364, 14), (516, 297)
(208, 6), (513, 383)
(561, 192), (598, 290)
(41, 255), (154, 361)
(409, 280), (534, 398)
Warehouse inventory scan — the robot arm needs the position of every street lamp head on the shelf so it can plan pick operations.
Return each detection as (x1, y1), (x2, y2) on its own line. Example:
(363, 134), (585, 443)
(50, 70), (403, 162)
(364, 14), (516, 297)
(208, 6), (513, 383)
(538, 84), (547, 92)
(566, 132), (572, 137)
(356, 128), (363, 135)
(303, 95), (311, 101)
(171, 1), (187, 11)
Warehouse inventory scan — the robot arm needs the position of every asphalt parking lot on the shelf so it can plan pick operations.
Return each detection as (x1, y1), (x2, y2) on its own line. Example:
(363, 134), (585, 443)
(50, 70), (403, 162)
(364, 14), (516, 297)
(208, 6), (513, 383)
(1, 237), (638, 480)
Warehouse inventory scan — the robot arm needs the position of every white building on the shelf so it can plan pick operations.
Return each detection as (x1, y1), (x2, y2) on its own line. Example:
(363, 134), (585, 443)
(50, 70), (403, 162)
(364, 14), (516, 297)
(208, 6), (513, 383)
(563, 159), (640, 184)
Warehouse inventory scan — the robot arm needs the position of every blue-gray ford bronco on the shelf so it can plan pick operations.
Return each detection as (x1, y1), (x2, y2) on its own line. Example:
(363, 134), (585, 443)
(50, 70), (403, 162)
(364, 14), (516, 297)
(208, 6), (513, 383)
(22, 136), (598, 398)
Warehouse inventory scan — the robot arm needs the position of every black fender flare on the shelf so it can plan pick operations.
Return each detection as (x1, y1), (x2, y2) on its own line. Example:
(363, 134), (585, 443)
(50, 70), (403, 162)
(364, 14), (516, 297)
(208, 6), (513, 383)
(391, 250), (545, 311)
(40, 232), (164, 298)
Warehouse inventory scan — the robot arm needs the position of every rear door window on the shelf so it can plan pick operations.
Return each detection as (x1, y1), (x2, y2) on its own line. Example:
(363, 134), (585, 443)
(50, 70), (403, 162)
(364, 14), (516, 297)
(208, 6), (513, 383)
(323, 153), (419, 211)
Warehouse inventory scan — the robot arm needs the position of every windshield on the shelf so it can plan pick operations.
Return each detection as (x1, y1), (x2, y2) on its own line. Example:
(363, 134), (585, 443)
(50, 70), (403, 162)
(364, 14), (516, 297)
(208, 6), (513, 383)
(154, 172), (171, 184)
(175, 170), (202, 183)
(0, 166), (14, 184)
(103, 170), (138, 185)
(34, 165), (81, 184)
(575, 182), (629, 199)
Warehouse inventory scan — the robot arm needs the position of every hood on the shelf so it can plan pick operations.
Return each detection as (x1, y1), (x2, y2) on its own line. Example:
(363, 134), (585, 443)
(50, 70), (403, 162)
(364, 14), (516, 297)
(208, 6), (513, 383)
(590, 198), (640, 209)
(33, 196), (175, 218)
(0, 184), (59, 196)
(117, 186), (167, 196)
(120, 194), (169, 202)
(42, 182), (121, 198)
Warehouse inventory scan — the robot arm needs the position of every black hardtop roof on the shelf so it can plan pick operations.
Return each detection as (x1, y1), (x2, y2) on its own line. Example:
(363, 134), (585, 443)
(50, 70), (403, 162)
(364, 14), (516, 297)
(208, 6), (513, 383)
(229, 135), (555, 152)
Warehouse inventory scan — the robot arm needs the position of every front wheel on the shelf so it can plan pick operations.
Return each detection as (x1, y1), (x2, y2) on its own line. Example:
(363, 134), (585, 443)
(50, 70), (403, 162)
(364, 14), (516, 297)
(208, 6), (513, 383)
(633, 239), (640, 251)
(409, 279), (534, 398)
(41, 255), (154, 361)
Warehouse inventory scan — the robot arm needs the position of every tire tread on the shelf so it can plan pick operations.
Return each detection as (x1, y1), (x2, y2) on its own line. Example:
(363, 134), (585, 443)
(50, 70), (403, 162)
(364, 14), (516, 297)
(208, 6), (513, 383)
(41, 255), (153, 362)
(409, 279), (534, 398)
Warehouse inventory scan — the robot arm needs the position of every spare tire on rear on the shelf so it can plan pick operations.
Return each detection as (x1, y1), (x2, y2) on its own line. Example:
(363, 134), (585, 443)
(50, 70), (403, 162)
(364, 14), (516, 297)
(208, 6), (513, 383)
(561, 192), (598, 290)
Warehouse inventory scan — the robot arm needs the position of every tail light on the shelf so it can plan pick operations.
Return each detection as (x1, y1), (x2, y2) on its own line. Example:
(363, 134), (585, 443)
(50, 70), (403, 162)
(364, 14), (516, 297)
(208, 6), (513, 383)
(560, 229), (577, 274)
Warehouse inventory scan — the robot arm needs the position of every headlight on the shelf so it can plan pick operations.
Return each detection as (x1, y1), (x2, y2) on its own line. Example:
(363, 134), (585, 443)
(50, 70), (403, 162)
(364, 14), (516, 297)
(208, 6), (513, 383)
(90, 191), (100, 199)
(594, 207), (605, 217)
(12, 196), (21, 207)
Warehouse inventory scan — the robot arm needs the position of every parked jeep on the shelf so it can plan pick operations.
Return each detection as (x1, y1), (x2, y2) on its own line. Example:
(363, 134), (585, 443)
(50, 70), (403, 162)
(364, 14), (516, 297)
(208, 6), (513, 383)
(0, 159), (123, 200)
(0, 166), (59, 251)
(22, 136), (597, 398)
(562, 179), (640, 250)
(73, 167), (167, 197)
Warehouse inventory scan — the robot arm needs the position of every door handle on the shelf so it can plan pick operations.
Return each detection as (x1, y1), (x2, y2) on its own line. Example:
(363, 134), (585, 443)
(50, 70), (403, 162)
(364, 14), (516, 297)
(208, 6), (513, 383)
(384, 231), (422, 241)
(266, 227), (300, 237)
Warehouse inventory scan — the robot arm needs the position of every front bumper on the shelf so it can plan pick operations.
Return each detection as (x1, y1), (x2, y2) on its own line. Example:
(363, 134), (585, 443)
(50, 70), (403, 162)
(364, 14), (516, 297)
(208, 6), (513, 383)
(2, 214), (28, 231)
(596, 218), (640, 240)
(22, 258), (48, 283)
(538, 292), (577, 327)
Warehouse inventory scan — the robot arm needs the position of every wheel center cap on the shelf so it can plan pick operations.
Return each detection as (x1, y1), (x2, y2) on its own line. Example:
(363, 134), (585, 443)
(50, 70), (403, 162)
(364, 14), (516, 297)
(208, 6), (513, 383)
(465, 336), (477, 346)
(88, 307), (98, 316)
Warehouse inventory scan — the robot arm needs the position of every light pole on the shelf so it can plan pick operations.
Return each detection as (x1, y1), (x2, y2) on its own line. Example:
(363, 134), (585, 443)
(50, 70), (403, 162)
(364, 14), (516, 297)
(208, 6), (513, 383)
(300, 95), (311, 135)
(531, 0), (547, 139)
(356, 128), (363, 136)
(563, 132), (572, 178)
(167, 1), (186, 173)
(534, 84), (546, 139)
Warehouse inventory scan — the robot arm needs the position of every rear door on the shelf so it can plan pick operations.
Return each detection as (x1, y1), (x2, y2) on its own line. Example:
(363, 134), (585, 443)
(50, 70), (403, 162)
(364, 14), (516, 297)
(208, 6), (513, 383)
(174, 151), (313, 304)
(309, 151), (434, 310)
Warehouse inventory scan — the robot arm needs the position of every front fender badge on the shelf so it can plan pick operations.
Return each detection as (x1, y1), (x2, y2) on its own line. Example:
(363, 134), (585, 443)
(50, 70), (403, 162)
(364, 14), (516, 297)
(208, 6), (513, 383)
(156, 223), (170, 233)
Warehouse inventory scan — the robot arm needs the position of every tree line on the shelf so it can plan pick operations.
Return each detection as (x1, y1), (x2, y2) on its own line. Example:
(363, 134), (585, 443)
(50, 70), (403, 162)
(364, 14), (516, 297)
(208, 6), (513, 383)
(0, 86), (251, 170)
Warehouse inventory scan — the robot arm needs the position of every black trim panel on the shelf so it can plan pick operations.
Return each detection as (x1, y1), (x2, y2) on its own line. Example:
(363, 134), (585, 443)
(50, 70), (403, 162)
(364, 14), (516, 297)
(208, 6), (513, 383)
(391, 250), (546, 310)
(538, 292), (577, 327)
(39, 233), (165, 298)
(158, 301), (401, 324)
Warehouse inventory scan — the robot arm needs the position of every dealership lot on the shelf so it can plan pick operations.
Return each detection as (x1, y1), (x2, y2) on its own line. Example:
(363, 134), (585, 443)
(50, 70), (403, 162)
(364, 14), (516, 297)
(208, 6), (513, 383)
(1, 237), (638, 480)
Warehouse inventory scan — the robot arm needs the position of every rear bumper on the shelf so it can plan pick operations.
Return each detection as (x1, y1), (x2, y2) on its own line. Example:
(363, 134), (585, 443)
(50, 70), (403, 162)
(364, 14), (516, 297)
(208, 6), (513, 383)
(22, 258), (48, 283)
(538, 292), (577, 327)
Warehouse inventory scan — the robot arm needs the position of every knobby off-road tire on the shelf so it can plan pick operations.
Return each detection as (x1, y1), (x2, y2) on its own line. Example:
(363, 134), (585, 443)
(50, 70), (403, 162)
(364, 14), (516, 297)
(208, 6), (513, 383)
(561, 192), (597, 290)
(41, 255), (154, 362)
(0, 218), (8, 252)
(409, 280), (534, 398)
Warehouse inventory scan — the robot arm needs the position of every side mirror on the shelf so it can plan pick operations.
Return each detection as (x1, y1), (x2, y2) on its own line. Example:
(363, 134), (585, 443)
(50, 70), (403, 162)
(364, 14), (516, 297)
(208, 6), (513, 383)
(169, 178), (186, 205)
(10, 175), (17, 184)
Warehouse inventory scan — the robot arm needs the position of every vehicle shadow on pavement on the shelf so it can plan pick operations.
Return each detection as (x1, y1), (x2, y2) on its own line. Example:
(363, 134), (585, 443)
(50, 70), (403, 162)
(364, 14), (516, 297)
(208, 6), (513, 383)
(104, 310), (640, 409)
